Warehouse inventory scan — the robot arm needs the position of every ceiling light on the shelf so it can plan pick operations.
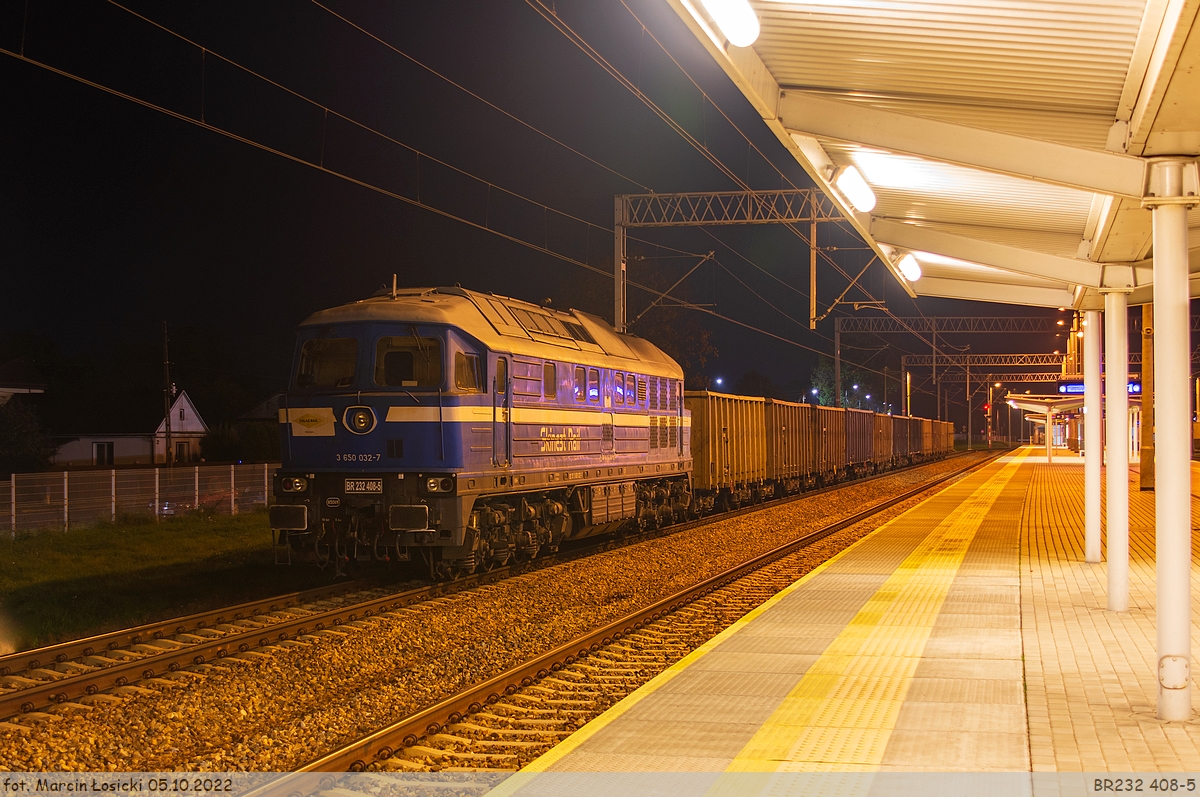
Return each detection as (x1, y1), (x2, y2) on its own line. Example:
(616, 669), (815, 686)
(697, 0), (760, 47)
(835, 166), (876, 213)
(896, 253), (922, 282)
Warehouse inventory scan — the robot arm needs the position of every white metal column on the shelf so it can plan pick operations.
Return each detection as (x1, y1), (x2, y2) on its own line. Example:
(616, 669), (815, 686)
(1149, 158), (1194, 721)
(1045, 412), (1054, 462)
(1104, 290), (1130, 612)
(1084, 309), (1102, 563)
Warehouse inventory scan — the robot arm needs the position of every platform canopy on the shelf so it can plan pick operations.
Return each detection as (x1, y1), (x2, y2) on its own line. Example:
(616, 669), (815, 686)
(667, 0), (1200, 308)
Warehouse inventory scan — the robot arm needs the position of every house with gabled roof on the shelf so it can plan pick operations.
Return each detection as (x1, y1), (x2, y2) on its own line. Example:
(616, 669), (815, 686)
(53, 390), (209, 467)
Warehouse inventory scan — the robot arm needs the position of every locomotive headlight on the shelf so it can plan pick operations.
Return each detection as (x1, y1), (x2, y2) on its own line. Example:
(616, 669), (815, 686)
(282, 477), (309, 492)
(342, 406), (377, 435)
(422, 476), (455, 493)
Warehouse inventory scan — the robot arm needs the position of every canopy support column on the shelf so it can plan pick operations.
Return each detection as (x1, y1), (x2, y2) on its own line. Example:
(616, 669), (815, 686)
(1103, 289), (1130, 612)
(1045, 411), (1054, 463)
(1084, 309), (1102, 563)
(1149, 158), (1193, 721)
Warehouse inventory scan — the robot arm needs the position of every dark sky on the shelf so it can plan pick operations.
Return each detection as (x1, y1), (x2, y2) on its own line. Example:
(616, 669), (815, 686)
(0, 0), (1063, 427)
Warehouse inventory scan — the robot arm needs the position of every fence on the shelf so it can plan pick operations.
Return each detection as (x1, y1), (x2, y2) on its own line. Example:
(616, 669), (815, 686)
(0, 463), (279, 534)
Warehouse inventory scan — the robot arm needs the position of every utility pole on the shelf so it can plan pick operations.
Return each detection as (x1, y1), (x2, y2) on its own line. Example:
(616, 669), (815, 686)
(162, 322), (173, 467)
(1141, 304), (1155, 490)
(932, 318), (938, 420)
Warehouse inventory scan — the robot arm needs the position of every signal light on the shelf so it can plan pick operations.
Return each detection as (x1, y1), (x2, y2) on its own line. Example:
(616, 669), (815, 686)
(983, 403), (991, 412)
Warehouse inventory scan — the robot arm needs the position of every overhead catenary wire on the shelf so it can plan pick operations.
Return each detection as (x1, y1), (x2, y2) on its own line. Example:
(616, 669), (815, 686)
(530, 0), (972, 360)
(12, 3), (944, 394)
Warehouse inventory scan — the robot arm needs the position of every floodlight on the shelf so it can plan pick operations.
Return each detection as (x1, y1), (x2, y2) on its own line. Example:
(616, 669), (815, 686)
(835, 166), (876, 212)
(896, 253), (922, 282)
(697, 0), (760, 47)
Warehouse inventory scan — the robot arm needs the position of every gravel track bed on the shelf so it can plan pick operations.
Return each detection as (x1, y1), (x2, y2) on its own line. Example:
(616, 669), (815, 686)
(0, 453), (994, 771)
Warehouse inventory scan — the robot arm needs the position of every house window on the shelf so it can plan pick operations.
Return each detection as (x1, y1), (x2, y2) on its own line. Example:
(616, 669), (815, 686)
(175, 442), (190, 463)
(179, 408), (185, 421)
(93, 442), (114, 467)
(543, 363), (556, 399)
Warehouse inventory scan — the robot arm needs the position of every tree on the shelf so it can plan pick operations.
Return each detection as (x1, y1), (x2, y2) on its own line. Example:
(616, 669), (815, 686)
(200, 422), (281, 462)
(630, 306), (717, 390)
(807, 356), (879, 409)
(0, 399), (56, 477)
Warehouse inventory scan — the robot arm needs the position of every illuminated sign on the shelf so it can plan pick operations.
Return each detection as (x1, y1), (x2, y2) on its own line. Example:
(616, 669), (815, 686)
(1057, 382), (1140, 395)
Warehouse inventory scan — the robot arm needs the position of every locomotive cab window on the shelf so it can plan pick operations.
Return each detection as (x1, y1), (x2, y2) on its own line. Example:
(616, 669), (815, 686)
(374, 336), (443, 388)
(543, 362), (556, 399)
(588, 368), (600, 403)
(626, 374), (636, 405)
(574, 367), (587, 402)
(614, 372), (624, 405)
(297, 337), (358, 388)
(454, 352), (482, 392)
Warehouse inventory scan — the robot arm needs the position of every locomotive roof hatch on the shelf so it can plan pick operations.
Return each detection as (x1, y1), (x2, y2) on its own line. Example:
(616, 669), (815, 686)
(297, 286), (683, 380)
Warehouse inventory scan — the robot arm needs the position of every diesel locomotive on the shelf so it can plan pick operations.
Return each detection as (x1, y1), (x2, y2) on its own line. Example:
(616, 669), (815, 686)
(269, 285), (953, 578)
(269, 286), (692, 579)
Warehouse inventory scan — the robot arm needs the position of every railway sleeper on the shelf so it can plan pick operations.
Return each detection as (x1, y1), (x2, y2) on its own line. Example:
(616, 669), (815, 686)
(472, 712), (573, 726)
(402, 745), (518, 764)
(447, 722), (571, 739)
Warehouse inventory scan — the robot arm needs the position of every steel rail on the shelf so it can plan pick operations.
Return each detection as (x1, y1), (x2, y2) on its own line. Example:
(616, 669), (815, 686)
(248, 450), (1001, 782)
(0, 451), (974, 720)
(0, 580), (382, 679)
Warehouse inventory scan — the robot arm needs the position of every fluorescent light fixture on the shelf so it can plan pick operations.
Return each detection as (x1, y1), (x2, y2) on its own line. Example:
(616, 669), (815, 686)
(896, 253), (922, 282)
(835, 165), (876, 212)
(697, 0), (760, 47)
(851, 150), (931, 191)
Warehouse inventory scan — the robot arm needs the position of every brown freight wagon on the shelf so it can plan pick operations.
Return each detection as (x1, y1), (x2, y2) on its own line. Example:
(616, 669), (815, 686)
(812, 405), (847, 483)
(845, 408), (875, 475)
(684, 391), (766, 510)
(764, 398), (816, 494)
(921, 418), (934, 459)
(892, 415), (911, 462)
(874, 413), (894, 469)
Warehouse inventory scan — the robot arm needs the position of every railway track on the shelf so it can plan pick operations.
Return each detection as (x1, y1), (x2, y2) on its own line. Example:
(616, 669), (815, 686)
(0, 452), (980, 723)
(241, 449), (1001, 784)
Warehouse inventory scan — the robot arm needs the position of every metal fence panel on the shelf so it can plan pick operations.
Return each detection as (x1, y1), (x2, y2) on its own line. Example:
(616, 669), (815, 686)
(5, 463), (280, 534)
(116, 469), (157, 517)
(14, 472), (65, 531)
(235, 464), (271, 513)
(67, 470), (114, 527)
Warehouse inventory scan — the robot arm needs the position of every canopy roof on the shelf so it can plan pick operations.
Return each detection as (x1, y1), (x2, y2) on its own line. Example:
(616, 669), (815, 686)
(668, 0), (1200, 308)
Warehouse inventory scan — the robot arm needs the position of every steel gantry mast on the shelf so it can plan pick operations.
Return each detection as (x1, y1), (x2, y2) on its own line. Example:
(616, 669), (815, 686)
(612, 188), (845, 333)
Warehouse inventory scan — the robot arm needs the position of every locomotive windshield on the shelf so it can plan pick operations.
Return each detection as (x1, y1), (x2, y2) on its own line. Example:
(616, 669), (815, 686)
(296, 337), (357, 388)
(375, 336), (443, 387)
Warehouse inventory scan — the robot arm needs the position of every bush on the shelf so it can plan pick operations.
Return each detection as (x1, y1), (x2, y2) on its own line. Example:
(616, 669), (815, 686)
(0, 398), (56, 477)
(201, 422), (280, 462)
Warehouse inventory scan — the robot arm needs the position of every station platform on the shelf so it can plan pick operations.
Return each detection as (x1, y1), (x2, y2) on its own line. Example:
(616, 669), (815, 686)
(511, 447), (1200, 777)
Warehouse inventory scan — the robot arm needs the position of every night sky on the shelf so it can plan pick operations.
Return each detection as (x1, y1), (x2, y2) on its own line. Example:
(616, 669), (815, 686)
(0, 0), (1063, 432)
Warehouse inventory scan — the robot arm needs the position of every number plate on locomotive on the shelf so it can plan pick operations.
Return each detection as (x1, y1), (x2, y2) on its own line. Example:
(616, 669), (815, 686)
(344, 478), (383, 494)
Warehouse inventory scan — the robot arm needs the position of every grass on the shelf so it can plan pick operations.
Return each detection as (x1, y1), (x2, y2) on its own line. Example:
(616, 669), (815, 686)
(0, 511), (350, 651)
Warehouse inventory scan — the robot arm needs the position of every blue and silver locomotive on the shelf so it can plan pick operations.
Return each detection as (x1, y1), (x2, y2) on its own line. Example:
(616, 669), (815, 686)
(270, 286), (693, 578)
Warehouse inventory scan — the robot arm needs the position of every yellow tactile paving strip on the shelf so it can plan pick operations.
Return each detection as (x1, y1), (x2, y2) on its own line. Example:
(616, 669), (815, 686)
(1022, 457), (1200, 771)
(725, 450), (1030, 772)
